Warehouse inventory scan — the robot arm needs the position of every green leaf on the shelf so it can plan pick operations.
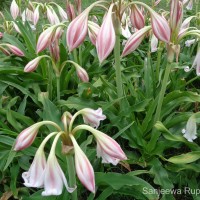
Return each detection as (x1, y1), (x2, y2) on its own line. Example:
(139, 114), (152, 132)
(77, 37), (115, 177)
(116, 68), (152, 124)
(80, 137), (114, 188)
(95, 172), (159, 199)
(165, 151), (200, 164)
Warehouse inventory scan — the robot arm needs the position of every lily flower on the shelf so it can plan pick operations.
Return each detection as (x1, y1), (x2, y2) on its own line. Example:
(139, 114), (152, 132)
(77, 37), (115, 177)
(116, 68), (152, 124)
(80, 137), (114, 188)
(72, 125), (127, 165)
(81, 108), (106, 128)
(70, 134), (95, 193)
(42, 132), (76, 196)
(22, 132), (51, 188)
(91, 129), (127, 165)
(151, 34), (158, 52)
(182, 116), (197, 142)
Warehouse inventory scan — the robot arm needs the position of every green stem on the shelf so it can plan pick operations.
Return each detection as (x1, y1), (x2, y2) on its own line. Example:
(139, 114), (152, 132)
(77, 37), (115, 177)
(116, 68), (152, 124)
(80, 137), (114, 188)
(154, 62), (172, 122)
(156, 43), (163, 81)
(47, 62), (52, 100)
(114, 33), (123, 100)
(66, 154), (77, 200)
(56, 75), (60, 101)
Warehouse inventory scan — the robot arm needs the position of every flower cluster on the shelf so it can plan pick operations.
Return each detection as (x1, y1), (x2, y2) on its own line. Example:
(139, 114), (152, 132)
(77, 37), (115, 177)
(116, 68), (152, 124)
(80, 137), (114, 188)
(14, 108), (127, 195)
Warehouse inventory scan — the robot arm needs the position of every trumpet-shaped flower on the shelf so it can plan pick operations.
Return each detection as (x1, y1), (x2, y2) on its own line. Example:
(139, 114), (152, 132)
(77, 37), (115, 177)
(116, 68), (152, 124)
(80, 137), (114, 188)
(150, 11), (171, 43)
(122, 26), (151, 57)
(182, 116), (197, 142)
(186, 0), (193, 10)
(81, 108), (106, 128)
(92, 129), (127, 165)
(10, 0), (19, 20)
(192, 49), (200, 76)
(42, 133), (76, 196)
(22, 148), (46, 188)
(130, 5), (145, 30)
(42, 154), (75, 196)
(185, 39), (195, 47)
(96, 4), (115, 63)
(151, 34), (158, 52)
(70, 134), (95, 193)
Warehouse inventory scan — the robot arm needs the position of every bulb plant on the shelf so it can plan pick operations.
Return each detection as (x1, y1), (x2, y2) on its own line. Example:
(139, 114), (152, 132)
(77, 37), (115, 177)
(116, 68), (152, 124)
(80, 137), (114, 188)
(0, 0), (200, 199)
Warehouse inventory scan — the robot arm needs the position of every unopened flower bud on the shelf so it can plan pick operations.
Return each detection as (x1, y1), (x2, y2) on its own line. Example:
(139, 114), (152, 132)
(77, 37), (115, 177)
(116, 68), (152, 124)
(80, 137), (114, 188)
(130, 5), (145, 30)
(10, 0), (19, 20)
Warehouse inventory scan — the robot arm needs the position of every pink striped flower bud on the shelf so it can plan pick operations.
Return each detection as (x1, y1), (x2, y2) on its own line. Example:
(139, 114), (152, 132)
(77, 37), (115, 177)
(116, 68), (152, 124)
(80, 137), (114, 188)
(76, 65), (89, 82)
(70, 134), (95, 193)
(46, 6), (60, 25)
(0, 46), (11, 56)
(10, 0), (19, 20)
(150, 11), (171, 43)
(122, 26), (151, 57)
(57, 5), (68, 21)
(66, 3), (76, 21)
(66, 7), (90, 52)
(0, 32), (3, 39)
(36, 26), (56, 53)
(170, 0), (183, 34)
(92, 129), (127, 165)
(5, 44), (24, 57)
(130, 5), (145, 30)
(24, 56), (45, 72)
(33, 5), (40, 26)
(14, 123), (42, 151)
(88, 21), (100, 46)
(49, 40), (60, 62)
(74, 0), (82, 14)
(96, 4), (115, 63)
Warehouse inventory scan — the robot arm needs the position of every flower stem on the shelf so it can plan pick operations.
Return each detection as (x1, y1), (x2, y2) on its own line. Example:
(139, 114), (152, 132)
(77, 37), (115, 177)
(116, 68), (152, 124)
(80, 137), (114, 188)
(66, 154), (77, 200)
(155, 43), (163, 81)
(47, 61), (52, 100)
(56, 75), (60, 101)
(154, 62), (172, 122)
(114, 32), (123, 100)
